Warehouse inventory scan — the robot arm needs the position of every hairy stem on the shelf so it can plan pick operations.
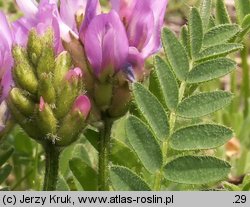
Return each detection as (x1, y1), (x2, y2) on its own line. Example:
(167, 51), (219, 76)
(43, 142), (61, 191)
(98, 117), (113, 191)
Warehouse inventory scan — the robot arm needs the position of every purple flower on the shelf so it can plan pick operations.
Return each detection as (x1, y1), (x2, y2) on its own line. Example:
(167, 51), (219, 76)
(59, 0), (100, 41)
(0, 12), (14, 130)
(14, 0), (63, 52)
(111, 0), (168, 66)
(83, 10), (129, 77)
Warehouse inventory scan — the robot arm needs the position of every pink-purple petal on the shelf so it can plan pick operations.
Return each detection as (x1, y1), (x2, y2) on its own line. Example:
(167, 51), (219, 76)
(84, 10), (129, 75)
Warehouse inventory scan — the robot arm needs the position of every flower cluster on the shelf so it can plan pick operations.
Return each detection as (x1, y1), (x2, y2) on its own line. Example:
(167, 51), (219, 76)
(0, 0), (168, 141)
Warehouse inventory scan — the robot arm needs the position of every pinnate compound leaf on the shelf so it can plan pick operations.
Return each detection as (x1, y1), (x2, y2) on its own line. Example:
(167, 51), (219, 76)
(164, 156), (231, 184)
(162, 28), (189, 81)
(0, 147), (14, 167)
(110, 166), (151, 191)
(126, 116), (163, 173)
(133, 83), (169, 141)
(203, 24), (241, 47)
(69, 158), (97, 191)
(187, 58), (237, 84)
(195, 44), (243, 62)
(177, 91), (233, 118)
(189, 7), (203, 58)
(216, 0), (231, 24)
(170, 124), (233, 150)
(154, 56), (179, 111)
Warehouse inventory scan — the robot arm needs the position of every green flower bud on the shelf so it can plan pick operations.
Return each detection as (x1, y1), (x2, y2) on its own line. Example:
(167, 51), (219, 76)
(94, 83), (113, 110)
(27, 29), (43, 65)
(12, 46), (38, 94)
(37, 98), (57, 137)
(7, 101), (43, 141)
(53, 51), (72, 90)
(9, 88), (35, 117)
(36, 30), (55, 78)
(56, 111), (86, 146)
(38, 73), (56, 104)
(37, 47), (55, 78)
(55, 83), (79, 119)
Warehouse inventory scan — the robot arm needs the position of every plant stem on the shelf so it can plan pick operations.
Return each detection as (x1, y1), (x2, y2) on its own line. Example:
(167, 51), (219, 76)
(98, 117), (113, 191)
(153, 81), (186, 191)
(153, 141), (168, 191)
(241, 43), (249, 117)
(43, 142), (61, 191)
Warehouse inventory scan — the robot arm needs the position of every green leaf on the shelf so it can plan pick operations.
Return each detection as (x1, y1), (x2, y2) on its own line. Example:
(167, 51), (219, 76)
(187, 58), (237, 84)
(126, 116), (163, 173)
(235, 0), (250, 23)
(200, 0), (212, 31)
(84, 128), (99, 150)
(154, 56), (179, 111)
(223, 182), (241, 191)
(208, 16), (216, 29)
(57, 174), (70, 191)
(170, 124), (233, 150)
(189, 7), (203, 58)
(216, 0), (231, 24)
(0, 165), (12, 184)
(242, 174), (250, 191)
(180, 26), (191, 58)
(177, 91), (233, 118)
(0, 147), (14, 167)
(149, 70), (166, 108)
(162, 28), (189, 81)
(69, 158), (97, 191)
(72, 144), (92, 167)
(203, 24), (241, 47)
(164, 156), (231, 184)
(236, 14), (250, 41)
(133, 83), (169, 141)
(110, 166), (151, 191)
(111, 139), (140, 169)
(196, 43), (243, 62)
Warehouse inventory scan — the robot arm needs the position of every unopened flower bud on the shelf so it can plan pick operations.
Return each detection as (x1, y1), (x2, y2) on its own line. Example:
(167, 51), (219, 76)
(12, 46), (38, 94)
(55, 84), (79, 119)
(72, 95), (91, 119)
(57, 95), (91, 146)
(65, 67), (83, 82)
(9, 88), (35, 117)
(53, 51), (72, 90)
(36, 30), (56, 78)
(38, 73), (56, 104)
(37, 97), (57, 137)
(27, 29), (43, 65)
(7, 100), (43, 141)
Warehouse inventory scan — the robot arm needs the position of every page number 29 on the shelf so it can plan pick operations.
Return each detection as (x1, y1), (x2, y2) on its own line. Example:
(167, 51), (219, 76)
(234, 195), (247, 204)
